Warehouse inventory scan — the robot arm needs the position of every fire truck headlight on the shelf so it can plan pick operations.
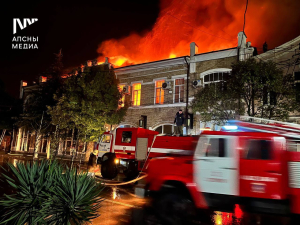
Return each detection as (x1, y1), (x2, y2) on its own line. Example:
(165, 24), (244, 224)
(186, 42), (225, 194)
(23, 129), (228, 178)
(114, 158), (120, 164)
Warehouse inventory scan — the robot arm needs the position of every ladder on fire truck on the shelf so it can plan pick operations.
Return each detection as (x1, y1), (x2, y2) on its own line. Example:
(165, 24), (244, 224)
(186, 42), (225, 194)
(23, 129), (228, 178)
(232, 116), (300, 151)
(235, 116), (300, 140)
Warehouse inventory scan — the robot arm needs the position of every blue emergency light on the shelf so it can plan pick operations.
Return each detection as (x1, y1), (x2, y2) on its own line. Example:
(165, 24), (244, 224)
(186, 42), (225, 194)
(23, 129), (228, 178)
(223, 125), (238, 130)
(221, 120), (256, 132)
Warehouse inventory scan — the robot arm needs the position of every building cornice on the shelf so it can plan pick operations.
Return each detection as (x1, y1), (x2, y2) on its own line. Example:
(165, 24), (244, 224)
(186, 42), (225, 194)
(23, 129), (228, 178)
(115, 47), (238, 76)
(115, 57), (188, 75)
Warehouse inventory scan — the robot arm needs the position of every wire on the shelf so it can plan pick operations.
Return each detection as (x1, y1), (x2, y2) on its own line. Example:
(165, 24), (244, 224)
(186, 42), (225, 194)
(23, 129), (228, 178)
(239, 0), (249, 49)
(243, 0), (249, 34)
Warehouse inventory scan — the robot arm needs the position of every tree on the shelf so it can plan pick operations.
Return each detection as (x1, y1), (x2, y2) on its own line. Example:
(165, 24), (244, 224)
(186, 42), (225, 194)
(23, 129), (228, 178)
(230, 58), (298, 119)
(191, 82), (244, 126)
(191, 58), (298, 125)
(48, 64), (127, 144)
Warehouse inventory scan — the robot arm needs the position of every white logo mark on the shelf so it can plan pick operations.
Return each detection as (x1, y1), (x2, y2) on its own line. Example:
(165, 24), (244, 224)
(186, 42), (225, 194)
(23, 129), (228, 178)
(13, 18), (38, 34)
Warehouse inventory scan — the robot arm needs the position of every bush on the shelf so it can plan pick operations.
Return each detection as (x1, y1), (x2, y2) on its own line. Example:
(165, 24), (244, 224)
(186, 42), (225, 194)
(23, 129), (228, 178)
(0, 160), (103, 225)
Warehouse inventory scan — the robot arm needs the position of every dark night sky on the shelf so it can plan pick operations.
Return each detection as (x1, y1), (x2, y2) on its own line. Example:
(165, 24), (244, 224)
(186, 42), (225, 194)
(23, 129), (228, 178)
(1, 0), (300, 99)
(1, 0), (160, 98)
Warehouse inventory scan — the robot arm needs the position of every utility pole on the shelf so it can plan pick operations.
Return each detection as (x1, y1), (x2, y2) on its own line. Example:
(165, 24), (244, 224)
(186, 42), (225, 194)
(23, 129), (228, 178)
(184, 56), (190, 135)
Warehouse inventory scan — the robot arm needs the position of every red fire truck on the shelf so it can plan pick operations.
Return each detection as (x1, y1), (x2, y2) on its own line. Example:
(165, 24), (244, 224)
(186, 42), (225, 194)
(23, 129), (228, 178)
(96, 127), (198, 179)
(143, 117), (300, 223)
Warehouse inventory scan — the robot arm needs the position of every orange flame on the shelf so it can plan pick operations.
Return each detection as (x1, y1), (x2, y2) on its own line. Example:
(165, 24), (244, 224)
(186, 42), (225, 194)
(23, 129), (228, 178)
(97, 0), (300, 67)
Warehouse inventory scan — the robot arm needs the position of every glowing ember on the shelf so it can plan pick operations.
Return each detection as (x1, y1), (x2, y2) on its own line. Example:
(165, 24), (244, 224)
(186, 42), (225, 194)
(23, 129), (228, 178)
(97, 0), (300, 67)
(41, 76), (47, 83)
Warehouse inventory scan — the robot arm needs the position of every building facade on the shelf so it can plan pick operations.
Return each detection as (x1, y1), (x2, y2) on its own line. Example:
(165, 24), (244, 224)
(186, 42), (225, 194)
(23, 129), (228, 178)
(116, 32), (254, 134)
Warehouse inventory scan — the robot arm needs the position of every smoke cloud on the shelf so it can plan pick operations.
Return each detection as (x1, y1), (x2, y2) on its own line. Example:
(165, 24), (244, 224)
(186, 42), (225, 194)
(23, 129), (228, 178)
(97, 0), (300, 67)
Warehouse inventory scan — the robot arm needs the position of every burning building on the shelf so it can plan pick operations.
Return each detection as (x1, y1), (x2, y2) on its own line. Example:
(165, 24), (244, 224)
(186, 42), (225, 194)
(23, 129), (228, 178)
(114, 31), (254, 134)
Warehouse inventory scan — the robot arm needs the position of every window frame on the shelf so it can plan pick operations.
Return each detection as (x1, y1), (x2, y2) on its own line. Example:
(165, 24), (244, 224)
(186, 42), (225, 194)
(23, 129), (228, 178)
(101, 135), (111, 143)
(121, 131), (132, 143)
(154, 80), (165, 105)
(203, 71), (231, 87)
(174, 78), (185, 103)
(154, 124), (174, 134)
(132, 83), (141, 106)
(195, 136), (229, 158)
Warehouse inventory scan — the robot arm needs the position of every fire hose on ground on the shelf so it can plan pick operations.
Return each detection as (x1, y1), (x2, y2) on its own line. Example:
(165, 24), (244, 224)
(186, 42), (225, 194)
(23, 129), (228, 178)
(95, 172), (148, 186)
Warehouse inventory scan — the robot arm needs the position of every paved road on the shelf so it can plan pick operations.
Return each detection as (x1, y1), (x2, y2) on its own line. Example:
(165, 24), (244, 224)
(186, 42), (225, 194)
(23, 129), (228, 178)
(0, 153), (294, 225)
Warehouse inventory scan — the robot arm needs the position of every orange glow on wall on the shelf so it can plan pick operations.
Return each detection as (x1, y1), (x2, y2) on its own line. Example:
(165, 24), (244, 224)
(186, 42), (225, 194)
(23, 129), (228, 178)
(22, 81), (27, 87)
(118, 85), (125, 107)
(132, 83), (141, 106)
(155, 80), (165, 104)
(97, 0), (300, 68)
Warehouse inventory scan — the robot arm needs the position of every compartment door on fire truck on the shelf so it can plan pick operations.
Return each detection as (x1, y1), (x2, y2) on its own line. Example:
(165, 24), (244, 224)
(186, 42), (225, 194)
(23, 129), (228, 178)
(97, 134), (112, 158)
(239, 137), (286, 199)
(194, 135), (238, 196)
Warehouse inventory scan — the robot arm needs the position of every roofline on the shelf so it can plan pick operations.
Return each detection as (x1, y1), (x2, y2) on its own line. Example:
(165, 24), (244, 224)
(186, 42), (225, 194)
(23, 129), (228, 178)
(115, 56), (188, 71)
(115, 47), (237, 72)
(194, 47), (237, 57)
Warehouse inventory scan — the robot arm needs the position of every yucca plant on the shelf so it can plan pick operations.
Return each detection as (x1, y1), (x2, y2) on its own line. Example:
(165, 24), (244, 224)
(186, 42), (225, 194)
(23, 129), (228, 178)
(0, 160), (103, 225)
(43, 168), (104, 225)
(0, 160), (56, 224)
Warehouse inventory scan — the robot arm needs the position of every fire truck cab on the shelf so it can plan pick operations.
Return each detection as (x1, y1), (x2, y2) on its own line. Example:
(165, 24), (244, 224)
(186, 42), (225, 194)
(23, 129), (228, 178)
(96, 127), (198, 179)
(144, 120), (300, 223)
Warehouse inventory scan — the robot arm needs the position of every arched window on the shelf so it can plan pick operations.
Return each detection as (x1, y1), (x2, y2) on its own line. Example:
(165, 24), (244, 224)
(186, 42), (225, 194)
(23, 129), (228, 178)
(153, 124), (174, 135)
(203, 71), (231, 88)
(200, 69), (232, 88)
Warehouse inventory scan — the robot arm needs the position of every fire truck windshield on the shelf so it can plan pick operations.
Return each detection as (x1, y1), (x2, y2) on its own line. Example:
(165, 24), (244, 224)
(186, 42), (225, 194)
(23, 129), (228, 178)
(101, 135), (111, 143)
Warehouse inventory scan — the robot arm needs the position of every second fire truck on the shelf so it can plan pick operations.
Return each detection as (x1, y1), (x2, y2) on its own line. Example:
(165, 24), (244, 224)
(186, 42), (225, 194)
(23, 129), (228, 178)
(142, 117), (300, 223)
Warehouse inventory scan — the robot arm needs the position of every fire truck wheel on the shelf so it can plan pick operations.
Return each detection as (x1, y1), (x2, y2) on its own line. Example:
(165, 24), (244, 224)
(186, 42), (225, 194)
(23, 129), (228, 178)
(154, 193), (197, 225)
(102, 153), (113, 162)
(124, 161), (139, 180)
(101, 159), (118, 179)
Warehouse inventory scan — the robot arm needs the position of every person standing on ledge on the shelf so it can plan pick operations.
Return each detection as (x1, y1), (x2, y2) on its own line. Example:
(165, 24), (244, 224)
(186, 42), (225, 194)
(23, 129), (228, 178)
(174, 109), (185, 136)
